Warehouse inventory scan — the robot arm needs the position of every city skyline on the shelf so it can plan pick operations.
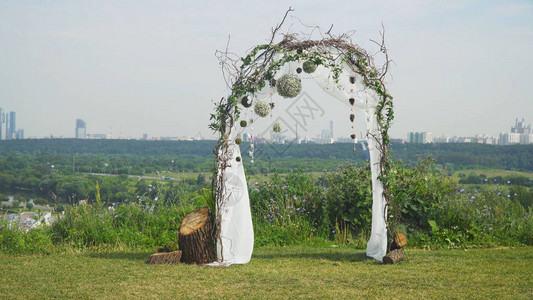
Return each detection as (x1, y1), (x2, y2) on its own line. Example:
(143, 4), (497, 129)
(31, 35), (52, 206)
(1, 1), (532, 139)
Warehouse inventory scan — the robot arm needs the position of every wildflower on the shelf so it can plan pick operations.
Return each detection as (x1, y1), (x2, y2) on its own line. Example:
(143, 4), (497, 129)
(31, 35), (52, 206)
(471, 196), (476, 199)
(507, 181), (511, 184)
(154, 197), (159, 201)
(514, 193), (518, 196)
(281, 185), (287, 190)
(293, 195), (297, 200)
(332, 230), (336, 234)
(114, 215), (118, 218)
(460, 189), (465, 193)
(489, 227), (493, 231)
(0, 225), (4, 231)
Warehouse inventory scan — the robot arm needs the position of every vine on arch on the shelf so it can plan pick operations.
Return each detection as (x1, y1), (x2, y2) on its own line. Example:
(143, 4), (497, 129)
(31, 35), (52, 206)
(209, 8), (399, 252)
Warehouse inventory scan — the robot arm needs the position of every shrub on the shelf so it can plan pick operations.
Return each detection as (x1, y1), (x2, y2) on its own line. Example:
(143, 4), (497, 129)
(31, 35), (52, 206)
(0, 223), (52, 255)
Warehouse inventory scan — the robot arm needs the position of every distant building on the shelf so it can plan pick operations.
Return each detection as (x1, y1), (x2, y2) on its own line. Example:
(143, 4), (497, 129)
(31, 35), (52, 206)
(0, 107), (3, 140)
(407, 132), (432, 144)
(16, 129), (24, 140)
(6, 111), (16, 140)
(75, 119), (86, 139)
(390, 138), (406, 144)
(499, 118), (533, 145)
(86, 133), (107, 139)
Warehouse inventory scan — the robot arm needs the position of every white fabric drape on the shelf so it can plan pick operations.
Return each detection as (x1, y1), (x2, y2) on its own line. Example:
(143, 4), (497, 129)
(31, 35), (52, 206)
(212, 139), (254, 266)
(364, 108), (388, 262)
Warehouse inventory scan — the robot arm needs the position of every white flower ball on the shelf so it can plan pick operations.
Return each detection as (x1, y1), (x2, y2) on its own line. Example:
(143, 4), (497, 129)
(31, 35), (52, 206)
(254, 100), (271, 117)
(276, 74), (302, 98)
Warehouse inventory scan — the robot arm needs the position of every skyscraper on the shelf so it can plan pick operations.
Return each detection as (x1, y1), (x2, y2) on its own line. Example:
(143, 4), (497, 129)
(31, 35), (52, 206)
(75, 119), (86, 139)
(0, 107), (4, 140)
(6, 111), (15, 140)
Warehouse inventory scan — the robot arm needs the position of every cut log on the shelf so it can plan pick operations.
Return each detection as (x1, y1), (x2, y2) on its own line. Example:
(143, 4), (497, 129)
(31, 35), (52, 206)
(383, 248), (406, 264)
(146, 251), (182, 264)
(178, 206), (216, 264)
(395, 232), (408, 248)
(390, 232), (408, 251)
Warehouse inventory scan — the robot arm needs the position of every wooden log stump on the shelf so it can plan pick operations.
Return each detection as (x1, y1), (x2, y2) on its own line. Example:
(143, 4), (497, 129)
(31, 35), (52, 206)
(146, 251), (182, 264)
(383, 248), (406, 264)
(178, 207), (216, 264)
(390, 232), (408, 251)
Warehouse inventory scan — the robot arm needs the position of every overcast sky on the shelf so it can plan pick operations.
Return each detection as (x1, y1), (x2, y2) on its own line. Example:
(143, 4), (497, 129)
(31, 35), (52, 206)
(0, 0), (532, 139)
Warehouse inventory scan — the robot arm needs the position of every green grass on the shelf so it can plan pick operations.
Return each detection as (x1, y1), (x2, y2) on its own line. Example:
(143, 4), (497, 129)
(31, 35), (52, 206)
(452, 168), (533, 181)
(1, 246), (532, 299)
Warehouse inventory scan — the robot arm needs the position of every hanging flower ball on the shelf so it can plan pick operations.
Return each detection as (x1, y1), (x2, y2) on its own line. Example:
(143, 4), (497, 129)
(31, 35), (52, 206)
(296, 67), (302, 74)
(254, 100), (271, 117)
(276, 74), (302, 98)
(272, 122), (282, 133)
(235, 137), (242, 145)
(236, 156), (241, 162)
(241, 96), (253, 108)
(302, 61), (317, 74)
(240, 120), (248, 127)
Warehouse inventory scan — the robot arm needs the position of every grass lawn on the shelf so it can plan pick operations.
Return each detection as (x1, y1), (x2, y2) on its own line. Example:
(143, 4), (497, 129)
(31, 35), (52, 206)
(452, 168), (533, 181)
(1, 246), (532, 299)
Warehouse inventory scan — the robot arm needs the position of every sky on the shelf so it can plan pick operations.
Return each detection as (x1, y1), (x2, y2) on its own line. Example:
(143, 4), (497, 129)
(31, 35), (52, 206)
(0, 0), (532, 140)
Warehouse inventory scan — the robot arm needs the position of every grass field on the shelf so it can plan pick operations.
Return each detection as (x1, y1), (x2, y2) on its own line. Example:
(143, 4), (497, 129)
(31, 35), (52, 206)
(1, 246), (532, 299)
(452, 168), (533, 181)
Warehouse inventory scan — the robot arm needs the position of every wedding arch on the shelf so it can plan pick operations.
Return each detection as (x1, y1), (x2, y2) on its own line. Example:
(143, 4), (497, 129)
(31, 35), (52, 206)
(209, 11), (396, 265)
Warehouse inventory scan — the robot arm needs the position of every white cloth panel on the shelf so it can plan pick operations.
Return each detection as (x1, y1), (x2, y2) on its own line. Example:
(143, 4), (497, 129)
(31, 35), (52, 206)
(364, 108), (388, 262)
(215, 139), (254, 265)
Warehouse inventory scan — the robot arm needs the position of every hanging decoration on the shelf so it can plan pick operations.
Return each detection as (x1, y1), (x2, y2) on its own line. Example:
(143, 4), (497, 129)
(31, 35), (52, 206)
(276, 74), (302, 98)
(302, 60), (317, 74)
(254, 100), (271, 117)
(272, 121), (282, 133)
(241, 96), (253, 108)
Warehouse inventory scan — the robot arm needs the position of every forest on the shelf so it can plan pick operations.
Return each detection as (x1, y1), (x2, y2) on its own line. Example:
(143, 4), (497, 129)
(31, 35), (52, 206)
(0, 139), (532, 208)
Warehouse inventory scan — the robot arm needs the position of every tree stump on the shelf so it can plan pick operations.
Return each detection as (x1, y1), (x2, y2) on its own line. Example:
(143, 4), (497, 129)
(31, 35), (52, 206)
(178, 207), (216, 264)
(146, 251), (182, 264)
(383, 248), (406, 264)
(390, 232), (408, 251)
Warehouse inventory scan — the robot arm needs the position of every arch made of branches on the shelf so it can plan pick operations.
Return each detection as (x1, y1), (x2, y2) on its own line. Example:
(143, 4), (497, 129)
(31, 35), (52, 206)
(209, 11), (396, 265)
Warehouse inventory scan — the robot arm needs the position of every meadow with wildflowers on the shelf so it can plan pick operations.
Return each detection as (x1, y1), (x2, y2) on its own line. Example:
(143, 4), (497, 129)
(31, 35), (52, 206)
(2, 158), (532, 254)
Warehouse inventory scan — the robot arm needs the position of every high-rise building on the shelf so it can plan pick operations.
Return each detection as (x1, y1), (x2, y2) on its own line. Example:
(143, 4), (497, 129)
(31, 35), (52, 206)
(75, 119), (87, 139)
(0, 107), (4, 140)
(408, 131), (432, 144)
(329, 120), (334, 139)
(6, 111), (16, 140)
(16, 129), (24, 140)
(500, 118), (533, 145)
